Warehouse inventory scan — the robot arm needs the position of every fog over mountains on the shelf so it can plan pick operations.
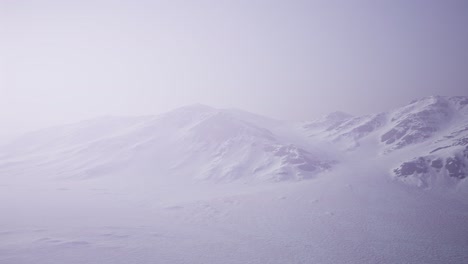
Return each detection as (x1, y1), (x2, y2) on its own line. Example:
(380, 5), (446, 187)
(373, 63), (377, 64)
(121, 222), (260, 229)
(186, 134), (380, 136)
(1, 95), (467, 189)
(1, 95), (468, 264)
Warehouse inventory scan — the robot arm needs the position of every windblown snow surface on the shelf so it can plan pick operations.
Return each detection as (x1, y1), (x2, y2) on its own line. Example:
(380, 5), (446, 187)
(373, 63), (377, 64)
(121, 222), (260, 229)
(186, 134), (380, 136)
(1, 96), (468, 264)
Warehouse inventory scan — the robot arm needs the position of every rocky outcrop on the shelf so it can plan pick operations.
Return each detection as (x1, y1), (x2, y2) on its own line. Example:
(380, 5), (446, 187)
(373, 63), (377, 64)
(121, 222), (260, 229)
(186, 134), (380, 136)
(394, 147), (468, 182)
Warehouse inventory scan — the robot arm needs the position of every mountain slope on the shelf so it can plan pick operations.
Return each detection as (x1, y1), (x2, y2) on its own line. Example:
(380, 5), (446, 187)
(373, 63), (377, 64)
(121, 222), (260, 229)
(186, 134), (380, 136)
(0, 105), (334, 184)
(1, 96), (468, 264)
(1, 96), (467, 189)
(301, 95), (468, 190)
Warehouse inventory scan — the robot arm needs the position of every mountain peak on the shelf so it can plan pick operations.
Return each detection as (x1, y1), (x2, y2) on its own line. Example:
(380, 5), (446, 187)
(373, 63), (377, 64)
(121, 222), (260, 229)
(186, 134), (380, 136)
(173, 103), (217, 113)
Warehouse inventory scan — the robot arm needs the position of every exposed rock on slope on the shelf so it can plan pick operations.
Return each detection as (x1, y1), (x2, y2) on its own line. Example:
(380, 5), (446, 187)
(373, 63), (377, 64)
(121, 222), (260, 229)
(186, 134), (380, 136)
(0, 105), (334, 183)
(302, 95), (468, 188)
(1, 96), (467, 189)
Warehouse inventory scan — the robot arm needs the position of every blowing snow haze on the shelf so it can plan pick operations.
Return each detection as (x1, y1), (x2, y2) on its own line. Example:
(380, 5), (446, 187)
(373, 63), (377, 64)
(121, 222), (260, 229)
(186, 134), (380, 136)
(1, 0), (468, 139)
(1, 1), (468, 263)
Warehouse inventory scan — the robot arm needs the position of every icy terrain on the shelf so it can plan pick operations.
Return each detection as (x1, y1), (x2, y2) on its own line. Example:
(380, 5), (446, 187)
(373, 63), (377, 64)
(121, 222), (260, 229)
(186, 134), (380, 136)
(1, 96), (468, 263)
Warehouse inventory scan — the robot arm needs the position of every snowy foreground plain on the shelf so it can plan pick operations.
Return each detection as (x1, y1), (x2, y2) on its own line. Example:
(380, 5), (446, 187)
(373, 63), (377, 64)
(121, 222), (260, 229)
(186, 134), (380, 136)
(1, 96), (468, 264)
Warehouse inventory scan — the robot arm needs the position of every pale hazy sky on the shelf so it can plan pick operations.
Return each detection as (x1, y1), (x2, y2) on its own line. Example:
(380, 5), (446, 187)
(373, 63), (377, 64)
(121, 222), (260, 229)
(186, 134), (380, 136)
(1, 0), (467, 138)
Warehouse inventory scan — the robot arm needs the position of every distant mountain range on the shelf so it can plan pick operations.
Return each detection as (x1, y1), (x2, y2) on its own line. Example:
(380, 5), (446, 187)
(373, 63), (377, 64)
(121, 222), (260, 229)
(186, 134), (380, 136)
(302, 95), (468, 188)
(1, 96), (467, 191)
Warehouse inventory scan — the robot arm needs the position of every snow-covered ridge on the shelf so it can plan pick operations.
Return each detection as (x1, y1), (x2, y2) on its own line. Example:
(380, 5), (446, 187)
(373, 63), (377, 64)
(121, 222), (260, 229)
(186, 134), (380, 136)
(1, 96), (467, 189)
(1, 96), (468, 264)
(0, 104), (335, 183)
(385, 96), (468, 185)
(299, 95), (468, 187)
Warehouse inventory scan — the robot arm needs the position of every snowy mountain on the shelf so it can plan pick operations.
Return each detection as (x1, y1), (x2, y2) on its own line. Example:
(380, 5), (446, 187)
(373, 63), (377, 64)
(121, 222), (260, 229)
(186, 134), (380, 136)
(1, 96), (468, 189)
(301, 95), (468, 189)
(0, 104), (335, 184)
(1, 96), (468, 264)
(388, 97), (468, 185)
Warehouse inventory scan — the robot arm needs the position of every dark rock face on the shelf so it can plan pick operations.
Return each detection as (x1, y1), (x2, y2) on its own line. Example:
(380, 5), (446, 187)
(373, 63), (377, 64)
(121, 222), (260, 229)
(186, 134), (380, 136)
(445, 157), (466, 179)
(395, 152), (467, 181)
(381, 128), (408, 145)
(431, 159), (444, 169)
(431, 138), (468, 154)
(394, 158), (429, 177)
(430, 146), (451, 154)
(459, 97), (468, 105)
(456, 137), (468, 146)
